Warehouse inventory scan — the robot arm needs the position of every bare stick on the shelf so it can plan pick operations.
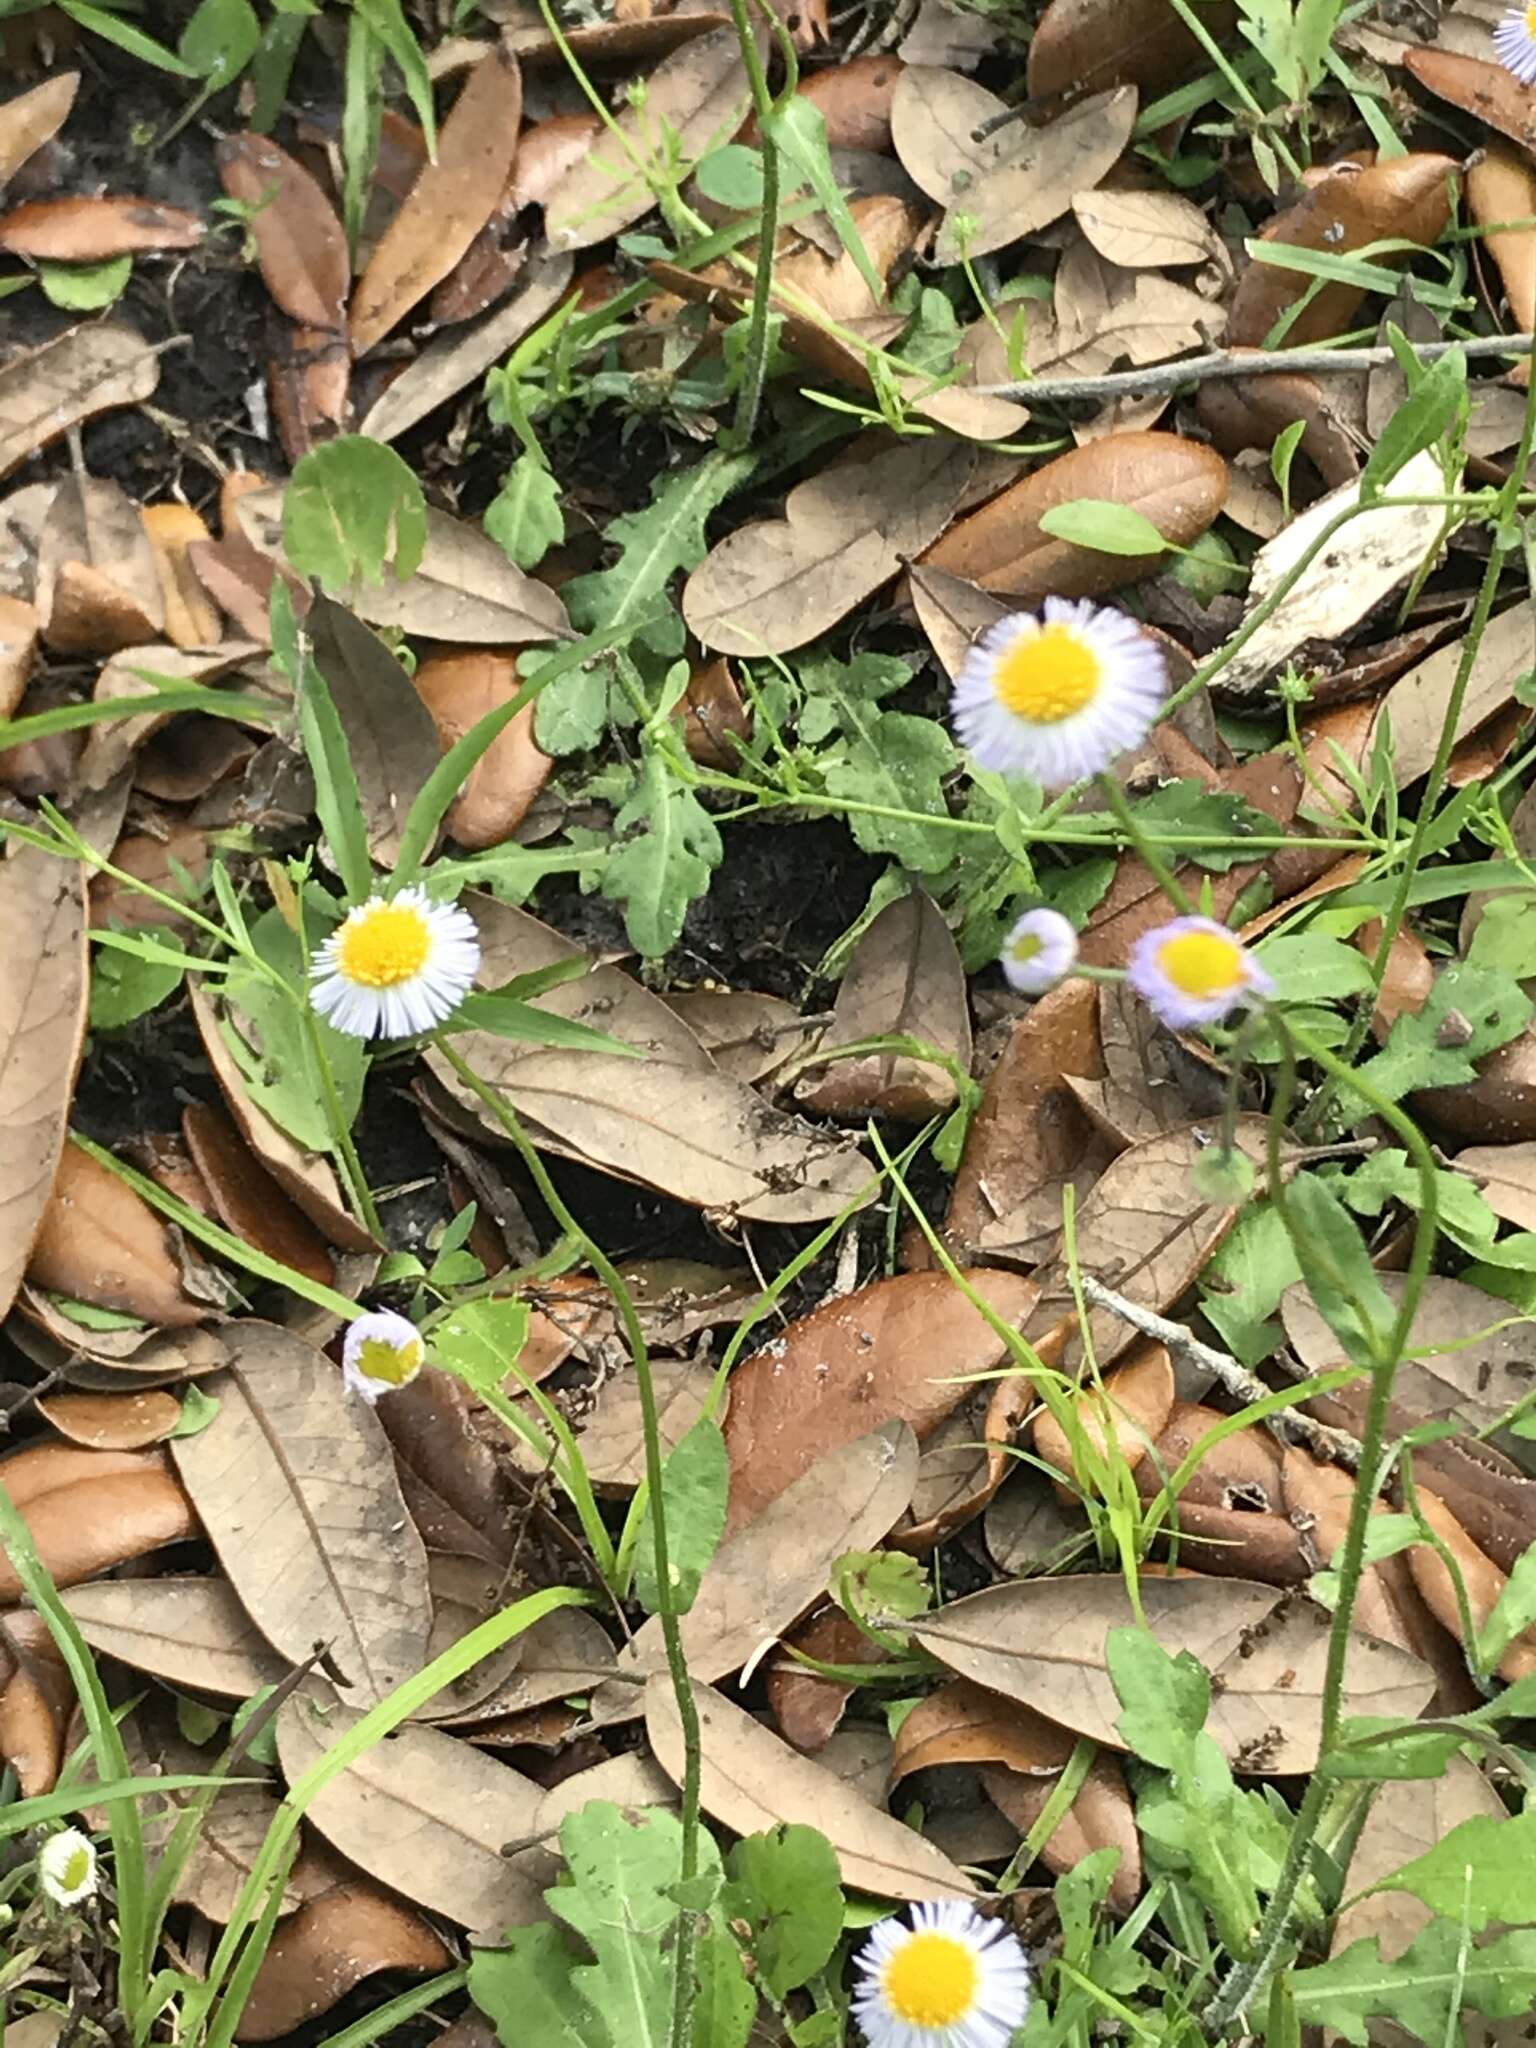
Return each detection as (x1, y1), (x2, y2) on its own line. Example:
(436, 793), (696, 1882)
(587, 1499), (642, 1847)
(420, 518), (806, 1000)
(972, 333), (1535, 407)
(1079, 1275), (1362, 1470)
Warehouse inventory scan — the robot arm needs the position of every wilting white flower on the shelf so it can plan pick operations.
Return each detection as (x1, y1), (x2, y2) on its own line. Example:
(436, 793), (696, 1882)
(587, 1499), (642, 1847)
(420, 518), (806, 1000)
(1000, 907), (1078, 996)
(38, 1828), (98, 1907)
(950, 597), (1166, 788)
(852, 1899), (1033, 2048)
(310, 885), (480, 1041)
(342, 1310), (425, 1402)
(1127, 915), (1273, 1030)
(1494, 5), (1536, 82)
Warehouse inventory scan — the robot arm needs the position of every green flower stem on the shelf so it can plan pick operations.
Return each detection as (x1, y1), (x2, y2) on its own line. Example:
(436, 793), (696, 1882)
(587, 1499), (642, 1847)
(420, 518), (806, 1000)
(1201, 1008), (1439, 2034)
(1094, 771), (1195, 916)
(299, 1001), (382, 1239)
(724, 0), (781, 453)
(434, 1039), (703, 2048)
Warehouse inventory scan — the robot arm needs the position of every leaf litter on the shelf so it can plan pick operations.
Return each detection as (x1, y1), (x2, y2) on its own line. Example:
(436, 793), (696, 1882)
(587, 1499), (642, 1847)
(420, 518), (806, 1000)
(7, 8), (1536, 2043)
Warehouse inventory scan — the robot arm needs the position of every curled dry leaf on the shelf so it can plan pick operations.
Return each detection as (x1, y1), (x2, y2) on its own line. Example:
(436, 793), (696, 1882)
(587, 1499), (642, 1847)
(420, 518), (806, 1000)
(63, 1575), (291, 1696)
(684, 434), (974, 656)
(0, 1443), (197, 1601)
(983, 1756), (1141, 1914)
(171, 1322), (433, 1704)
(913, 1575), (1434, 1773)
(306, 596), (441, 867)
(545, 27), (753, 251)
(1226, 155), (1458, 351)
(268, 326), (350, 467)
(0, 321), (160, 484)
(1020, 239), (1221, 384)
(235, 488), (572, 645)
(677, 656), (751, 769)
(511, 112), (604, 210)
(37, 472), (164, 652)
(1403, 44), (1536, 158)
(1408, 1489), (1536, 1682)
(1368, 597), (1536, 793)
(27, 1136), (203, 1326)
(218, 133), (349, 331)
(603, 1422), (921, 1705)
(724, 1272), (1033, 1530)
(141, 503), (222, 649)
(276, 1685), (548, 1928)
(890, 67), (1136, 263)
(998, 1117), (1270, 1371)
(377, 1365), (517, 1564)
(1466, 144), (1536, 377)
(891, 1676), (1073, 1781)
(414, 650), (552, 850)
(0, 847), (86, 1323)
(189, 984), (378, 1254)
(0, 72), (79, 187)
(0, 1609), (70, 1796)
(89, 825), (210, 933)
(767, 1604), (888, 1752)
(0, 196), (202, 260)
(984, 1463), (1090, 1576)
(919, 432), (1228, 598)
(1197, 365), (1360, 491)
(447, 1603), (617, 1730)
(236, 1882), (452, 2041)
(351, 48), (524, 356)
(1141, 1400), (1282, 1512)
(1028, 0), (1237, 98)
(795, 891), (972, 1121)
(0, 591), (37, 712)
(943, 978), (1108, 1266)
(77, 641), (265, 795)
(646, 1675), (975, 1899)
(181, 1101), (335, 1290)
(1032, 1341), (1175, 1494)
(35, 1387), (181, 1449)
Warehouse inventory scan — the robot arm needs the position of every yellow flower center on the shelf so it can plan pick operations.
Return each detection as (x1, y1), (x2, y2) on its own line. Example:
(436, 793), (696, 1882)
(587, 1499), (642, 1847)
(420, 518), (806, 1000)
(1526, 2), (1536, 35)
(993, 624), (1102, 724)
(60, 1845), (91, 1891)
(1009, 931), (1043, 965)
(357, 1334), (423, 1385)
(883, 1932), (981, 2029)
(1157, 930), (1247, 1000)
(337, 903), (432, 989)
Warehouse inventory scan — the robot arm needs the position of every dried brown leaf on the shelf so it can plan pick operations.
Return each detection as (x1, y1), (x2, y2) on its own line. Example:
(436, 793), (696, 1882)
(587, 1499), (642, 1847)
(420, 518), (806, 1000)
(1071, 186), (1216, 269)
(1403, 43), (1536, 158)
(140, 503), (222, 649)
(766, 1605), (886, 1751)
(795, 892), (971, 1120)
(0, 196), (201, 260)
(218, 133), (349, 332)
(1033, 1342), (1175, 1492)
(275, 1684), (547, 1928)
(27, 1136), (203, 1326)
(1466, 144), (1536, 364)
(982, 1754), (1141, 1912)
(723, 1273), (1032, 1529)
(684, 434), (974, 656)
(170, 1322), (432, 1704)
(1454, 1140), (1536, 1231)
(1027, 0), (1238, 98)
(919, 431), (1228, 598)
(1408, 1489), (1536, 1682)
(35, 1387), (181, 1449)
(1331, 1755), (1507, 1967)
(891, 1677), (1074, 1781)
(0, 72), (78, 188)
(63, 1574), (290, 1696)
(414, 650), (551, 850)
(646, 1674), (975, 1899)
(545, 28), (753, 251)
(351, 48), (524, 355)
(890, 68), (1135, 263)
(306, 595), (441, 866)
(0, 322), (160, 484)
(237, 1882), (451, 2040)
(913, 1575), (1434, 1772)
(37, 472), (164, 651)
(0, 1444), (197, 1600)
(181, 1101), (335, 1291)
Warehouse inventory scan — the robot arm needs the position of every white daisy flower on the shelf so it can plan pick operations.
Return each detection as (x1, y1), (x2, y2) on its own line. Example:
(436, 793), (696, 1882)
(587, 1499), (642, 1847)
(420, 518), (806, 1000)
(310, 885), (481, 1041)
(950, 597), (1166, 789)
(852, 1900), (1032, 2048)
(38, 1828), (98, 1907)
(343, 1310), (425, 1402)
(1495, 4), (1536, 81)
(1000, 907), (1078, 996)
(1127, 915), (1273, 1031)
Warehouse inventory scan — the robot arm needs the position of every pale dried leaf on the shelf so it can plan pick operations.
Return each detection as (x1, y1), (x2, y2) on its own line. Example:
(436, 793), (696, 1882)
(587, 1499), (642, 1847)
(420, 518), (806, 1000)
(63, 1575), (290, 1696)
(0, 322), (160, 484)
(0, 72), (79, 188)
(1071, 185), (1216, 268)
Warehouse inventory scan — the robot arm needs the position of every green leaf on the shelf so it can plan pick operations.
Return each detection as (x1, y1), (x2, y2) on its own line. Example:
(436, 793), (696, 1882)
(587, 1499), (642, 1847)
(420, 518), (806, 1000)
(451, 991), (641, 1057)
(470, 1923), (594, 2047)
(763, 95), (883, 308)
(1037, 499), (1170, 556)
(1291, 1922), (1536, 2044)
(694, 143), (766, 210)
(169, 1385), (222, 1439)
(179, 0), (261, 81)
(350, 0), (437, 147)
(1360, 337), (1466, 499)
(1124, 780), (1276, 873)
(1467, 892), (1536, 980)
(1478, 1537), (1536, 1670)
(833, 1549), (931, 1631)
(723, 1826), (845, 2002)
(1280, 1170), (1396, 1363)
(39, 254), (132, 312)
(220, 907), (368, 1153)
(56, 0), (200, 74)
(283, 437), (427, 592)
(89, 947), (184, 1031)
(1108, 1628), (1210, 1770)
(1338, 1150), (1501, 1262)
(603, 753), (723, 958)
(1256, 931), (1375, 1004)
(693, 1922), (756, 2048)
(431, 1297), (532, 1397)
(297, 637), (373, 906)
(801, 650), (956, 875)
(485, 454), (566, 572)
(633, 1416), (729, 1616)
(1355, 961), (1533, 1106)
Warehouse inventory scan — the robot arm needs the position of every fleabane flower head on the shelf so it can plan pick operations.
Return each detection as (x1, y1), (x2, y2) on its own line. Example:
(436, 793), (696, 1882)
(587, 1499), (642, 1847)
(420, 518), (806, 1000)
(343, 1310), (425, 1403)
(1000, 907), (1077, 996)
(1128, 915), (1273, 1031)
(1495, 5), (1536, 82)
(950, 596), (1166, 788)
(39, 1828), (98, 1908)
(853, 1900), (1032, 2048)
(310, 885), (480, 1041)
